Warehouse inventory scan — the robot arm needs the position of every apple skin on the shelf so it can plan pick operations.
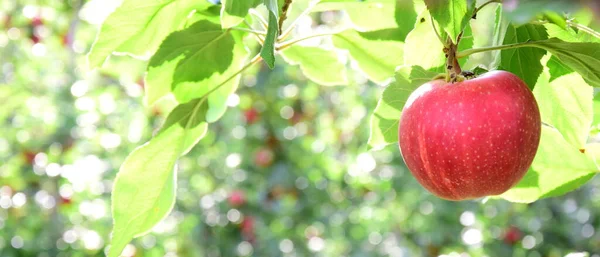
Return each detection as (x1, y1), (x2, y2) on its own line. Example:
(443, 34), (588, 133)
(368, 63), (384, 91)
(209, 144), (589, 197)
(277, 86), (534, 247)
(398, 70), (541, 201)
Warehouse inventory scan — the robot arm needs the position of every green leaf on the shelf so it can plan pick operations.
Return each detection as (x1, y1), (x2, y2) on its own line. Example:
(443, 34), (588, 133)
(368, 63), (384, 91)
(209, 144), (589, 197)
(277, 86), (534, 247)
(546, 55), (574, 82)
(145, 20), (249, 107)
(109, 99), (208, 257)
(592, 94), (600, 132)
(489, 4), (509, 69)
(260, 0), (279, 69)
(313, 0), (398, 31)
(544, 23), (600, 44)
(542, 11), (567, 30)
(403, 10), (445, 71)
(87, 0), (211, 69)
(533, 71), (593, 148)
(332, 30), (404, 83)
(499, 24), (548, 89)
(280, 45), (347, 86)
(502, 0), (577, 25)
(368, 65), (439, 150)
(500, 125), (597, 203)
(220, 0), (262, 28)
(531, 38), (600, 88)
(423, 0), (471, 43)
(587, 143), (600, 168)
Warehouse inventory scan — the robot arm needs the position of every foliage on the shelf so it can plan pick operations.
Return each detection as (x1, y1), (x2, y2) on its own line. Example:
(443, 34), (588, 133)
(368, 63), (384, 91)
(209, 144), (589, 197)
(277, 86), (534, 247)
(1, 0), (600, 256)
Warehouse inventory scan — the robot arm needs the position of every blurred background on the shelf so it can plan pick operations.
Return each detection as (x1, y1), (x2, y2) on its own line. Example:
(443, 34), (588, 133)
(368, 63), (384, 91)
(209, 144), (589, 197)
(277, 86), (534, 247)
(1, 0), (600, 257)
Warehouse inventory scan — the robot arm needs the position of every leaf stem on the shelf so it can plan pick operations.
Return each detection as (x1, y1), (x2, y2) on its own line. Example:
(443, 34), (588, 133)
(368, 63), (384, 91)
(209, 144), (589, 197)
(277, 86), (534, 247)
(567, 20), (600, 39)
(472, 0), (502, 19)
(202, 55), (263, 98)
(230, 27), (267, 36)
(276, 32), (339, 51)
(249, 9), (269, 31)
(456, 41), (539, 58)
(430, 14), (446, 46)
(244, 20), (265, 44)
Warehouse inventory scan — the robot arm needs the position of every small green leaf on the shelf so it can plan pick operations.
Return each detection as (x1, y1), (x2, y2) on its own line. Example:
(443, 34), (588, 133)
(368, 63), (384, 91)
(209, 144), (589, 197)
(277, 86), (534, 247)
(499, 24), (548, 89)
(500, 125), (598, 203)
(534, 71), (593, 148)
(260, 0), (279, 69)
(423, 0), (470, 43)
(542, 11), (567, 30)
(332, 30), (404, 83)
(368, 65), (439, 150)
(532, 38), (600, 88)
(280, 45), (347, 86)
(109, 99), (208, 257)
(87, 0), (211, 69)
(220, 0), (262, 28)
(404, 10), (446, 71)
(145, 20), (249, 106)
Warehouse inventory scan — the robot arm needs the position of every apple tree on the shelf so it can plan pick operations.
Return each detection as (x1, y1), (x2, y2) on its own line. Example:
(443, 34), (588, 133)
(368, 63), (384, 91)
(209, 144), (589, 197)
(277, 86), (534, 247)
(77, 0), (600, 255)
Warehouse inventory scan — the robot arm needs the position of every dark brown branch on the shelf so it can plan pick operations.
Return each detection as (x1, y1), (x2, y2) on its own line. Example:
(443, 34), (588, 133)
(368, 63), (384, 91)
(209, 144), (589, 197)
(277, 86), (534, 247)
(278, 0), (293, 34)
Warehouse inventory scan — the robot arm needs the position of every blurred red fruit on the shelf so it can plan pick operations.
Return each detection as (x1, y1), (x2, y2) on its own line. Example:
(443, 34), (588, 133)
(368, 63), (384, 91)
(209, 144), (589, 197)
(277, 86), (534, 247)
(240, 216), (255, 240)
(137, 78), (145, 90)
(29, 16), (43, 44)
(254, 148), (274, 168)
(228, 190), (246, 206)
(61, 197), (72, 205)
(244, 108), (260, 124)
(22, 151), (37, 165)
(290, 112), (303, 124)
(31, 16), (43, 27)
(503, 226), (522, 245)
(61, 33), (73, 48)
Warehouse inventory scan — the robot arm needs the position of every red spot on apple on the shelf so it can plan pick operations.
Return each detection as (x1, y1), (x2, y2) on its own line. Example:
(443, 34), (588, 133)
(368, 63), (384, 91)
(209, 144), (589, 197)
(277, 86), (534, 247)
(244, 108), (260, 124)
(398, 71), (541, 200)
(254, 148), (274, 168)
(228, 190), (246, 207)
(503, 226), (522, 245)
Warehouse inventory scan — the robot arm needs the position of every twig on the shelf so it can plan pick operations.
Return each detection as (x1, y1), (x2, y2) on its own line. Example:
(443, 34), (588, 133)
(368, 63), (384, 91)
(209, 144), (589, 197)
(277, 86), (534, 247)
(278, 0), (293, 34)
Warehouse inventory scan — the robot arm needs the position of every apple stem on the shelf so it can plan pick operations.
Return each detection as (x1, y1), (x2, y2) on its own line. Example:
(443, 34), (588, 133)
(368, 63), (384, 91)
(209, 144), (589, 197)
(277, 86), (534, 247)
(445, 37), (462, 83)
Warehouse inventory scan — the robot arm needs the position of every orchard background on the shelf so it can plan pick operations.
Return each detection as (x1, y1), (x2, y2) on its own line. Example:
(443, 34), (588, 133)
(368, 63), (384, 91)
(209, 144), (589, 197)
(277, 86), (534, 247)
(1, 0), (600, 256)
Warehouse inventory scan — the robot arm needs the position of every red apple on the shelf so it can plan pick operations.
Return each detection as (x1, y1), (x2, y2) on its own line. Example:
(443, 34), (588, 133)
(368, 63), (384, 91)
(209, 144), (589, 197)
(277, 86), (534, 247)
(22, 151), (37, 165)
(503, 226), (522, 244)
(228, 190), (246, 206)
(244, 108), (260, 124)
(398, 71), (541, 200)
(254, 148), (274, 168)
